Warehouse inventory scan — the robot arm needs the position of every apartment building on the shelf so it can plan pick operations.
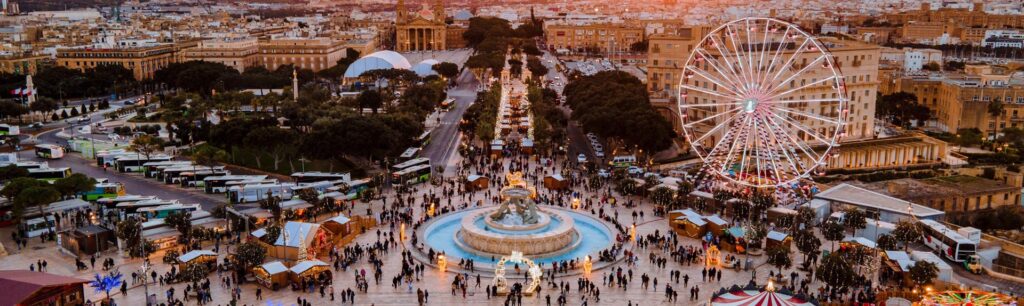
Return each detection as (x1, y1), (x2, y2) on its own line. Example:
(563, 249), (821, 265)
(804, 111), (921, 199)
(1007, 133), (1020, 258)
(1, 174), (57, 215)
(56, 43), (175, 80)
(182, 37), (259, 72)
(544, 22), (644, 54)
(257, 38), (347, 72)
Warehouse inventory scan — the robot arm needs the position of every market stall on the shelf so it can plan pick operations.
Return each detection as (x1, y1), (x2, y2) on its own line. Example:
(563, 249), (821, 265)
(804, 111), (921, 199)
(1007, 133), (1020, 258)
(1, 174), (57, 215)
(543, 174), (568, 190)
(289, 259), (331, 284)
(465, 174), (489, 191)
(177, 250), (218, 270)
(253, 261), (290, 290)
(765, 231), (791, 250)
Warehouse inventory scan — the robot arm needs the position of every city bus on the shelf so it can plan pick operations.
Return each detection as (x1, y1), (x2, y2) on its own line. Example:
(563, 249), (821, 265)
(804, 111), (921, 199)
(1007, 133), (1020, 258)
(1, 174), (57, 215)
(392, 164), (431, 186)
(203, 175), (268, 193)
(143, 161), (193, 178)
(82, 182), (127, 201)
(392, 157), (430, 173)
(28, 167), (72, 182)
(24, 217), (55, 238)
(227, 183), (296, 204)
(414, 131), (431, 147)
(399, 147), (420, 161)
(610, 155), (637, 168)
(161, 166), (225, 184)
(0, 124), (19, 136)
(114, 155), (173, 173)
(327, 177), (374, 199)
(178, 169), (230, 188)
(439, 98), (455, 111)
(34, 144), (65, 159)
(13, 161), (47, 170)
(97, 195), (157, 210)
(116, 199), (178, 217)
(137, 203), (201, 220)
(95, 150), (132, 167)
(919, 219), (978, 263)
(223, 179), (279, 194)
(291, 172), (351, 183)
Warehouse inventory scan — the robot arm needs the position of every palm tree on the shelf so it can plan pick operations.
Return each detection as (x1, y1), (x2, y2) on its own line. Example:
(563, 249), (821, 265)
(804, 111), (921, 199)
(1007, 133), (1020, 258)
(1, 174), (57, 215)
(989, 97), (1005, 142)
(89, 271), (124, 302)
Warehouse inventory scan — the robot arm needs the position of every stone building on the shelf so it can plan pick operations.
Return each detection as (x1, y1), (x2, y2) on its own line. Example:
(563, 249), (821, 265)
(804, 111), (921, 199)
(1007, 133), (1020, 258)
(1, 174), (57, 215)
(56, 43), (175, 80)
(394, 0), (447, 52)
(543, 22), (644, 54)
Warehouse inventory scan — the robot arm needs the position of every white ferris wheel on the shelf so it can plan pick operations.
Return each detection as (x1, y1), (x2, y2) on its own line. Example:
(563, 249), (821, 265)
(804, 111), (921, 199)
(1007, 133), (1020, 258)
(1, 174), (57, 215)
(678, 17), (848, 188)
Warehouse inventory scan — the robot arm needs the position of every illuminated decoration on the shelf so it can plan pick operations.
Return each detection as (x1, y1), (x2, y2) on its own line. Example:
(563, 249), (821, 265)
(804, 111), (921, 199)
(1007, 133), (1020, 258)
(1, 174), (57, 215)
(437, 254), (447, 272)
(706, 245), (722, 267)
(710, 286), (815, 306)
(492, 251), (543, 296)
(571, 197), (581, 210)
(400, 223), (406, 241)
(428, 203), (436, 217)
(678, 17), (847, 188)
(919, 290), (1014, 306)
(583, 255), (593, 277)
(630, 223), (637, 243)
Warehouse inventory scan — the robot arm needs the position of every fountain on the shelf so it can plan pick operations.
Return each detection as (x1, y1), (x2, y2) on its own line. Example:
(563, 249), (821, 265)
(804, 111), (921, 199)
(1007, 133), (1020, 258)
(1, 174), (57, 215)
(421, 172), (614, 265)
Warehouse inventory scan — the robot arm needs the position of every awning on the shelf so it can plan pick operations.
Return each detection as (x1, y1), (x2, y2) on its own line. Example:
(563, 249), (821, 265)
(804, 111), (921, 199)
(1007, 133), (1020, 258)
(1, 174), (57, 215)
(178, 250), (217, 263)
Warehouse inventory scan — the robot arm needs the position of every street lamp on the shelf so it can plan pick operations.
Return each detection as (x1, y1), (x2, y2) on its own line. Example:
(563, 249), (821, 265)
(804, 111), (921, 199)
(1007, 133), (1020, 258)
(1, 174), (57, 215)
(140, 262), (150, 306)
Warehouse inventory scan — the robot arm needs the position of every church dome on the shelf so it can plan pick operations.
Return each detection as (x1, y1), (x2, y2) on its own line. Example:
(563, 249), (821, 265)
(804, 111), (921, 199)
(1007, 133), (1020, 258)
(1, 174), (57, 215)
(343, 51), (413, 78)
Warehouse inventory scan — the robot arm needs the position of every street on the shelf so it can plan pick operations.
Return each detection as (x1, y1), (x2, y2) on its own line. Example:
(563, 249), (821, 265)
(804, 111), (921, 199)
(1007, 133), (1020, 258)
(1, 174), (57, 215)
(422, 68), (479, 173)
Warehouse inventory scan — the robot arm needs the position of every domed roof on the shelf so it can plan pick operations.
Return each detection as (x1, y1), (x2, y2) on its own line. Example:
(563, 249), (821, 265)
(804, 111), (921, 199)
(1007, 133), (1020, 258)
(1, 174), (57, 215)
(453, 10), (473, 21)
(343, 50), (413, 78)
(412, 59), (440, 77)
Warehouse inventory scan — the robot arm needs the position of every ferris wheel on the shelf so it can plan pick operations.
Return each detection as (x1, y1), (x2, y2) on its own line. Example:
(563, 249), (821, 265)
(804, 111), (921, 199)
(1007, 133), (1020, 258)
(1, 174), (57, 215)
(678, 17), (848, 188)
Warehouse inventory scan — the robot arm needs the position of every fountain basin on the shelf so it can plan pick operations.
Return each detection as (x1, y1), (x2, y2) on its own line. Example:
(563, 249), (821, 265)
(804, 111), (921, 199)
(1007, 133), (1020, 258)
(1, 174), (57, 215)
(462, 209), (575, 256)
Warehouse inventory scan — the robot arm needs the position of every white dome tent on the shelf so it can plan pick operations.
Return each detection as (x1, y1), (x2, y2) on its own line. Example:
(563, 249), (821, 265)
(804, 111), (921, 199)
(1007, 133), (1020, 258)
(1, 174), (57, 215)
(411, 59), (440, 77)
(343, 50), (413, 78)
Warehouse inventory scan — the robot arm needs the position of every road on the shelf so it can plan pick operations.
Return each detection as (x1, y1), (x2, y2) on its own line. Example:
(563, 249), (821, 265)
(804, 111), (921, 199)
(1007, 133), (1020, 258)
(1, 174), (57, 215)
(422, 68), (479, 174)
(541, 50), (603, 168)
(18, 95), (227, 208)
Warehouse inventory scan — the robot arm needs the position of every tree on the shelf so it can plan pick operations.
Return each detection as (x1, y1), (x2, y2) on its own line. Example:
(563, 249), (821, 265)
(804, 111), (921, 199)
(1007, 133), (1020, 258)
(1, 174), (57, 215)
(89, 271), (124, 302)
(877, 92), (930, 127)
(1, 177), (41, 200)
(821, 220), (845, 251)
(69, 107), (80, 117)
(989, 98), (1005, 140)
(745, 223), (767, 250)
(956, 128), (984, 148)
(922, 61), (941, 71)
(53, 173), (96, 199)
(432, 62), (460, 81)
(766, 246), (792, 276)
(893, 220), (921, 251)
(794, 229), (822, 263)
(233, 241), (267, 276)
(116, 217), (146, 257)
(0, 164), (27, 182)
(909, 260), (939, 286)
(356, 90), (383, 113)
(179, 263), (210, 283)
(816, 254), (856, 290)
(842, 207), (867, 233)
(129, 134), (166, 160)
(877, 234), (898, 250)
(164, 211), (193, 241)
(189, 144), (227, 180)
(944, 61), (965, 71)
(526, 56), (549, 79)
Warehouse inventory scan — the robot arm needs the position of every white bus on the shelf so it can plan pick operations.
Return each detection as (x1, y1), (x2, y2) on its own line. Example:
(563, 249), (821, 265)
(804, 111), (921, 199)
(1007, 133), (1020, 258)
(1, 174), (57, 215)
(34, 144), (65, 159)
(24, 217), (55, 238)
(399, 147), (420, 161)
(203, 175), (269, 193)
(392, 164), (431, 186)
(392, 157), (430, 172)
(291, 172), (350, 183)
(95, 150), (132, 167)
(177, 169), (231, 187)
(97, 195), (157, 211)
(227, 183), (296, 204)
(919, 219), (977, 263)
(142, 161), (193, 178)
(28, 167), (72, 182)
(0, 124), (19, 136)
(114, 155), (173, 173)
(137, 203), (201, 220)
(160, 165), (225, 184)
(611, 155), (637, 168)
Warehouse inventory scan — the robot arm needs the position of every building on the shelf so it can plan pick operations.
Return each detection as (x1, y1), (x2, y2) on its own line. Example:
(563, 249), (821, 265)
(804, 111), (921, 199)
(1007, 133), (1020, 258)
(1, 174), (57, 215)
(983, 37), (1024, 49)
(885, 2), (1024, 32)
(888, 66), (1024, 137)
(394, 0), (447, 52)
(257, 38), (347, 72)
(0, 52), (47, 75)
(182, 37), (259, 72)
(899, 21), (957, 45)
(0, 270), (88, 306)
(863, 175), (1021, 212)
(880, 47), (942, 72)
(646, 26), (707, 130)
(812, 183), (945, 224)
(810, 132), (949, 172)
(56, 43), (176, 80)
(543, 22), (644, 54)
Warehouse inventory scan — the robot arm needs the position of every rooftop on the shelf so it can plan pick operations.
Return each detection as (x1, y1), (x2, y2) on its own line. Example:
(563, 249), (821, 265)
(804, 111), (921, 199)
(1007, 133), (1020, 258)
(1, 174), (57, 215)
(814, 183), (945, 218)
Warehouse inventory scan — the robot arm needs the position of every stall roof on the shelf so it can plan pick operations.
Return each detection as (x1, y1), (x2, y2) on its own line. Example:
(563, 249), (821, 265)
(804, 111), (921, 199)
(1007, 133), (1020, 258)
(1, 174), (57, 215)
(0, 271), (88, 306)
(548, 174), (565, 181)
(326, 214), (351, 225)
(251, 228), (267, 238)
(289, 260), (328, 274)
(842, 237), (877, 249)
(276, 222), (320, 248)
(704, 215), (728, 226)
(467, 174), (485, 182)
(689, 190), (713, 199)
(280, 199), (312, 210)
(677, 215), (706, 226)
(260, 261), (288, 275)
(767, 231), (788, 241)
(178, 250), (217, 263)
(884, 251), (915, 271)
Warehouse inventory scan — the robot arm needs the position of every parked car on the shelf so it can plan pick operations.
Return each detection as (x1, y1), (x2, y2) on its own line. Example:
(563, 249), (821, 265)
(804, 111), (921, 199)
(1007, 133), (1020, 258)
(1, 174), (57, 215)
(577, 154), (587, 163)
(595, 150), (605, 158)
(597, 169), (611, 178)
(627, 166), (645, 175)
